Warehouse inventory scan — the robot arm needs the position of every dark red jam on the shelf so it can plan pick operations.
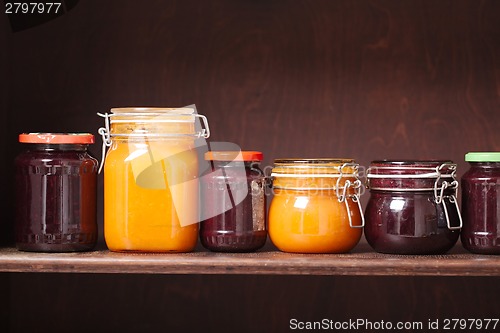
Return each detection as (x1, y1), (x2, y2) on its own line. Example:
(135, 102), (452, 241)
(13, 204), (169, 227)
(461, 152), (500, 254)
(15, 133), (98, 252)
(199, 151), (267, 252)
(364, 160), (461, 254)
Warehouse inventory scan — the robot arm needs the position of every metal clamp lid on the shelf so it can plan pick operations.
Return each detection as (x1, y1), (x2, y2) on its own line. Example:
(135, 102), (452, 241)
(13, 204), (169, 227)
(366, 163), (457, 192)
(96, 109), (210, 174)
(367, 162), (462, 230)
(336, 163), (365, 228)
(270, 162), (365, 228)
(433, 164), (462, 230)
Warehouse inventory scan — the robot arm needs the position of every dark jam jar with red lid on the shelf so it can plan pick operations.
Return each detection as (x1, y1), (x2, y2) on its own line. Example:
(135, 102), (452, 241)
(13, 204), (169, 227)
(461, 152), (500, 254)
(364, 160), (462, 254)
(15, 133), (98, 252)
(199, 151), (267, 252)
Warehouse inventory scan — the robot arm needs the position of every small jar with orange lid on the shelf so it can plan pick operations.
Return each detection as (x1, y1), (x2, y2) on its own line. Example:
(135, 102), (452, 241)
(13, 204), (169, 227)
(268, 159), (364, 253)
(199, 151), (267, 252)
(15, 133), (98, 252)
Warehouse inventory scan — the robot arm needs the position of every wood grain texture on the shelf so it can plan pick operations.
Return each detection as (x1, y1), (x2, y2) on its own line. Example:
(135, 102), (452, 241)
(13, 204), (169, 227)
(1, 243), (500, 276)
(2, 0), (500, 332)
(2, 0), (500, 244)
(0, 6), (11, 246)
(0, 274), (9, 333)
(4, 272), (500, 333)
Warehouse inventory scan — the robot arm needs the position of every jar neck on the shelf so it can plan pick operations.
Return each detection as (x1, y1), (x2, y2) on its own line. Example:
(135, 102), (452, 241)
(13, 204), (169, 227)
(27, 144), (89, 152)
(110, 120), (197, 137)
(367, 177), (456, 192)
(272, 163), (357, 176)
(469, 162), (500, 168)
(206, 161), (263, 178)
(272, 163), (359, 191)
(111, 137), (196, 144)
(367, 161), (458, 191)
(210, 160), (259, 166)
(368, 188), (456, 194)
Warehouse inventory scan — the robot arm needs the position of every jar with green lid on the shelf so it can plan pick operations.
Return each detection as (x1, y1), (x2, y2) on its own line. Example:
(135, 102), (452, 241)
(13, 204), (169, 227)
(461, 152), (500, 254)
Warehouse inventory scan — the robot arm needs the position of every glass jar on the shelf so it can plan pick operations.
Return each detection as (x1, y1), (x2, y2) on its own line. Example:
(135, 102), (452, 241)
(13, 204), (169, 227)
(461, 152), (500, 254)
(268, 159), (364, 254)
(98, 107), (210, 252)
(15, 133), (98, 252)
(364, 160), (462, 255)
(199, 151), (267, 252)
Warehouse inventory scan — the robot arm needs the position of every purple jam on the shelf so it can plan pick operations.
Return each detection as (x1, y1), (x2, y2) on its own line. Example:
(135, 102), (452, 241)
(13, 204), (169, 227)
(15, 140), (98, 252)
(199, 153), (267, 252)
(461, 159), (500, 254)
(364, 160), (461, 254)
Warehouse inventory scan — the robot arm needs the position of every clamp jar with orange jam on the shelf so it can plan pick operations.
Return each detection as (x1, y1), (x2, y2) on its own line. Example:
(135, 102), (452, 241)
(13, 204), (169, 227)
(98, 107), (210, 252)
(364, 160), (462, 255)
(268, 159), (364, 253)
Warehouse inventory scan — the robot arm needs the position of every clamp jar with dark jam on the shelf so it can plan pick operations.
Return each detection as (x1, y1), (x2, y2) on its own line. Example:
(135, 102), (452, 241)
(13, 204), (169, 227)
(461, 152), (500, 254)
(364, 160), (462, 255)
(268, 159), (364, 254)
(199, 151), (267, 252)
(15, 133), (98, 252)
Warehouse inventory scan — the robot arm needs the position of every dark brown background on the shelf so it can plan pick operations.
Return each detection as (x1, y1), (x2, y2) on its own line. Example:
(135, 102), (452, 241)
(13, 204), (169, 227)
(1, 0), (499, 332)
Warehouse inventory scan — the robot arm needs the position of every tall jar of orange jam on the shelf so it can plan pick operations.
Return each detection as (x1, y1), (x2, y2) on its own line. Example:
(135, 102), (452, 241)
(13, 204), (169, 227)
(98, 107), (210, 252)
(268, 159), (364, 253)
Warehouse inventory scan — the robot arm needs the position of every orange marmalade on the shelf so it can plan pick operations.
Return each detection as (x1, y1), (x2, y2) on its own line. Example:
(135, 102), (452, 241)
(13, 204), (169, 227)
(99, 107), (209, 252)
(268, 159), (364, 253)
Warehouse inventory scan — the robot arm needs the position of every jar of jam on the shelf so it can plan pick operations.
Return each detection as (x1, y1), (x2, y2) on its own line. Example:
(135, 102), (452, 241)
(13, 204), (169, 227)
(461, 152), (500, 254)
(268, 159), (364, 254)
(364, 160), (462, 255)
(199, 151), (267, 252)
(15, 133), (98, 252)
(98, 107), (210, 252)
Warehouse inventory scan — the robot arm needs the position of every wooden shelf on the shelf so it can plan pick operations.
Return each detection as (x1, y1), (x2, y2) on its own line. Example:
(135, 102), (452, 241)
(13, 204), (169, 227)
(1, 242), (499, 276)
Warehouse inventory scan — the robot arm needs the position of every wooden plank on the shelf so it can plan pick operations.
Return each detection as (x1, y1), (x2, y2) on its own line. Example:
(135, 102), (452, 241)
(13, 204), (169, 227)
(1, 243), (499, 276)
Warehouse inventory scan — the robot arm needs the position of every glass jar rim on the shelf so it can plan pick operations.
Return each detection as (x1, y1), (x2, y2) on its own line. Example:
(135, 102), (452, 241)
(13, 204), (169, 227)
(109, 107), (197, 123)
(110, 107), (195, 114)
(370, 159), (453, 166)
(368, 160), (456, 176)
(274, 158), (354, 164)
(19, 133), (94, 144)
(271, 158), (359, 177)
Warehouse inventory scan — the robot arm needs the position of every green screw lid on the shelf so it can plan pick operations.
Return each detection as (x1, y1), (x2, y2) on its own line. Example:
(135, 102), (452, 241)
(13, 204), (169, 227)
(465, 152), (500, 162)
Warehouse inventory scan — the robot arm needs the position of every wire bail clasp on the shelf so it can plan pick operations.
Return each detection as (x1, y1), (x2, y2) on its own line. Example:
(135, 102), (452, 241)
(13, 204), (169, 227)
(97, 112), (112, 174)
(196, 114), (211, 139)
(434, 163), (462, 230)
(336, 163), (365, 228)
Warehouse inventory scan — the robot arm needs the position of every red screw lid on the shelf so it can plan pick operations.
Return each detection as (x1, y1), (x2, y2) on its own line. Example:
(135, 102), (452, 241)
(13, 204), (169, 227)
(205, 151), (263, 162)
(19, 133), (95, 144)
